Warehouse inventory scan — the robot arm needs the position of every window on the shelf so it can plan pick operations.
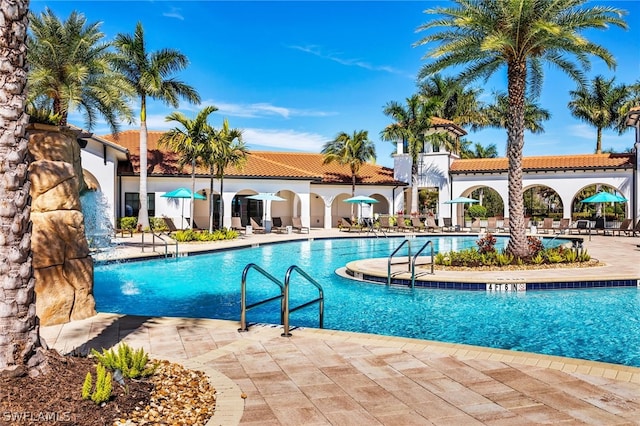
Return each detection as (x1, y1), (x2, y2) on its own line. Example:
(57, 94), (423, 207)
(124, 192), (155, 217)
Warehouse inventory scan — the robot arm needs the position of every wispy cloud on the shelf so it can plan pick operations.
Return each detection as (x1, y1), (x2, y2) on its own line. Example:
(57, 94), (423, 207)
(180, 100), (335, 119)
(288, 44), (410, 77)
(568, 124), (596, 140)
(163, 7), (184, 21)
(242, 128), (328, 152)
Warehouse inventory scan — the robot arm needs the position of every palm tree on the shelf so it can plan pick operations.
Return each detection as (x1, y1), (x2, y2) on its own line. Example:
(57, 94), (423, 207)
(111, 22), (200, 230)
(416, 0), (626, 258)
(322, 130), (376, 219)
(159, 106), (217, 229)
(380, 96), (436, 214)
(201, 119), (246, 232)
(418, 74), (484, 128)
(568, 75), (629, 153)
(475, 92), (551, 135)
(27, 8), (133, 133)
(0, 0), (47, 376)
(461, 142), (498, 159)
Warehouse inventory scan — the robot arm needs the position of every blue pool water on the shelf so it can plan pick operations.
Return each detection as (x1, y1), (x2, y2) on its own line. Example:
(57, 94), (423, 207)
(94, 236), (640, 367)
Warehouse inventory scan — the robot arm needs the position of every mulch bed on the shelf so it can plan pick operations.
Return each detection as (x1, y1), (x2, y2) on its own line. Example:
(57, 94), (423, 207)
(0, 350), (152, 425)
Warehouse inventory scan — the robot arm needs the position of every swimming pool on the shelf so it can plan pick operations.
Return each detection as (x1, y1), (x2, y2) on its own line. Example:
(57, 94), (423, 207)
(94, 236), (640, 367)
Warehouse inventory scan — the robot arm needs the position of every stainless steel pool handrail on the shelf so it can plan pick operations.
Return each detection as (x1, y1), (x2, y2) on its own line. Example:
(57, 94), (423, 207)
(281, 265), (324, 337)
(411, 240), (434, 288)
(141, 231), (178, 258)
(387, 239), (411, 286)
(239, 263), (285, 332)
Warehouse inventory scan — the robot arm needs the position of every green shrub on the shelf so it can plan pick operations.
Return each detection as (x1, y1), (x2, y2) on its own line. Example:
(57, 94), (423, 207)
(577, 248), (591, 262)
(119, 217), (137, 231)
(150, 217), (168, 232)
(27, 103), (63, 126)
(91, 343), (156, 379)
(531, 252), (545, 264)
(82, 364), (112, 405)
(468, 205), (487, 219)
(563, 249), (577, 263)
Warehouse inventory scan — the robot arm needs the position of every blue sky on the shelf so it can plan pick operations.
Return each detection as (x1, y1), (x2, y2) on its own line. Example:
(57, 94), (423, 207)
(32, 1), (640, 168)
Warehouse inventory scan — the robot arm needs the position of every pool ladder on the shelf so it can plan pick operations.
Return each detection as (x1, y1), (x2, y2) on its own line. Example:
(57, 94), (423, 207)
(239, 263), (324, 337)
(387, 239), (434, 288)
(141, 231), (178, 258)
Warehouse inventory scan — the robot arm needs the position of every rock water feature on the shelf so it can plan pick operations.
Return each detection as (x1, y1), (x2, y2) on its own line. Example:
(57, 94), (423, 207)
(81, 190), (115, 250)
(27, 124), (96, 326)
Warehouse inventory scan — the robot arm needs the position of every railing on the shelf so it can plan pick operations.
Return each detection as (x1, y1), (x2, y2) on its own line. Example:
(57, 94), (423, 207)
(411, 240), (434, 288)
(387, 239), (411, 286)
(281, 265), (324, 337)
(238, 263), (285, 332)
(141, 231), (178, 258)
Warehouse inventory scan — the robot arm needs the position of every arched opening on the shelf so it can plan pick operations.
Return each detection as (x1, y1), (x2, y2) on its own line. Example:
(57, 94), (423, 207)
(572, 184), (627, 223)
(523, 185), (563, 223)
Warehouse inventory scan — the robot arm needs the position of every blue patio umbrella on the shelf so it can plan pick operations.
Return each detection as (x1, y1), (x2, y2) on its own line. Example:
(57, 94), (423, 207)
(161, 188), (205, 228)
(580, 191), (628, 231)
(444, 196), (479, 204)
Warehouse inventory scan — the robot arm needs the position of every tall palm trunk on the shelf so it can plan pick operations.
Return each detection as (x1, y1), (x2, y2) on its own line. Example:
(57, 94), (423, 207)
(218, 167), (225, 230)
(0, 0), (47, 377)
(137, 97), (150, 230)
(190, 158), (196, 229)
(595, 127), (603, 154)
(209, 165), (215, 232)
(410, 157), (419, 214)
(350, 173), (356, 219)
(506, 61), (528, 258)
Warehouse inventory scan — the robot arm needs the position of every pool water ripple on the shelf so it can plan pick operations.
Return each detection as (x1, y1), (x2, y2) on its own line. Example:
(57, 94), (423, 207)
(94, 236), (640, 367)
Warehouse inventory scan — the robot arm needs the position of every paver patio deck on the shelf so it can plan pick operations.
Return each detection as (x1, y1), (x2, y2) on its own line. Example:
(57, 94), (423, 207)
(43, 229), (640, 425)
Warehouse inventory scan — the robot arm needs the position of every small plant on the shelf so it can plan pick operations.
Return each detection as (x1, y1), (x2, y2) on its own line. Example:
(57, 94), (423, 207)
(91, 343), (156, 379)
(496, 252), (514, 266)
(563, 249), (578, 263)
(577, 248), (591, 262)
(150, 217), (168, 232)
(531, 252), (545, 264)
(467, 204), (487, 219)
(82, 364), (112, 405)
(476, 233), (497, 254)
(527, 236), (545, 257)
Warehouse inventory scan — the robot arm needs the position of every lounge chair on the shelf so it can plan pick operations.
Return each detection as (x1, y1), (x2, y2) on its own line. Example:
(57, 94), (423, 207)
(292, 217), (309, 234)
(538, 218), (554, 234)
(250, 217), (266, 233)
(611, 218), (633, 236)
(396, 217), (411, 232)
(470, 218), (481, 233)
(558, 218), (571, 234)
(425, 216), (438, 232)
(378, 216), (397, 232)
(570, 219), (590, 235)
(410, 217), (426, 232)
(151, 217), (178, 235)
(498, 217), (510, 233)
(441, 217), (454, 232)
(486, 217), (497, 233)
(230, 216), (244, 233)
(271, 217), (286, 233)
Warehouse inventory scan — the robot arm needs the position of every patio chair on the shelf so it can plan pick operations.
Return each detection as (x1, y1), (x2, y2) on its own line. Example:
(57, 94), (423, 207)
(271, 217), (286, 233)
(378, 216), (397, 232)
(470, 218), (482, 233)
(410, 217), (426, 232)
(558, 218), (571, 234)
(611, 218), (633, 236)
(292, 217), (309, 234)
(425, 216), (438, 232)
(498, 217), (510, 233)
(230, 216), (243, 232)
(570, 219), (590, 235)
(441, 217), (454, 232)
(486, 217), (498, 233)
(396, 217), (411, 232)
(250, 217), (266, 233)
(538, 218), (554, 234)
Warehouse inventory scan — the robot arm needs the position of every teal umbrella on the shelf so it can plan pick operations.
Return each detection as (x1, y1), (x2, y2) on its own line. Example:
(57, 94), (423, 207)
(580, 191), (627, 232)
(444, 196), (479, 204)
(162, 188), (205, 228)
(580, 191), (627, 203)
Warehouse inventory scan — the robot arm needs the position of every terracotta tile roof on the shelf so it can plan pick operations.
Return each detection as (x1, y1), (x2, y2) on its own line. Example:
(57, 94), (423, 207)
(102, 130), (403, 185)
(450, 153), (634, 174)
(626, 106), (640, 127)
